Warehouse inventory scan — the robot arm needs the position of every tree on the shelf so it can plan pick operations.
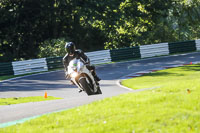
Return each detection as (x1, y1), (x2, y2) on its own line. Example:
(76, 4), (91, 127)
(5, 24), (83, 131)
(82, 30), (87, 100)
(1, 0), (200, 62)
(103, 0), (173, 49)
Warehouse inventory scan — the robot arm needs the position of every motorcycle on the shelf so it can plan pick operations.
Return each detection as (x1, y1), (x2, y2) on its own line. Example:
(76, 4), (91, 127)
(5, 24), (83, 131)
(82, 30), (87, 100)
(67, 58), (102, 95)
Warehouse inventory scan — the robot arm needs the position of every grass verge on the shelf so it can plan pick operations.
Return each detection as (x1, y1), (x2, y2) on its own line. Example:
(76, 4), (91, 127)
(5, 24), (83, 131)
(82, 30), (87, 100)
(122, 64), (200, 90)
(1, 64), (200, 132)
(0, 75), (23, 81)
(0, 96), (62, 105)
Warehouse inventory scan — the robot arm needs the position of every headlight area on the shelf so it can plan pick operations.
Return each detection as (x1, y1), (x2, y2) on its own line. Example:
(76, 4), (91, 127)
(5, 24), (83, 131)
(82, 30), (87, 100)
(70, 72), (78, 78)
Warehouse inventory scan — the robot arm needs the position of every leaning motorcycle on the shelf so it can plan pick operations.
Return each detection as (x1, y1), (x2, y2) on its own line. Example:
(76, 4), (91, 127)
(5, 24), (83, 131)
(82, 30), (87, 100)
(67, 58), (102, 95)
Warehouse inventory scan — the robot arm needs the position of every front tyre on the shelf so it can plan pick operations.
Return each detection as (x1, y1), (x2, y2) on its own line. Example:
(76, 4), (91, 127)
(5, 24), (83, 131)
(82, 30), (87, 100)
(79, 78), (95, 95)
(96, 86), (102, 94)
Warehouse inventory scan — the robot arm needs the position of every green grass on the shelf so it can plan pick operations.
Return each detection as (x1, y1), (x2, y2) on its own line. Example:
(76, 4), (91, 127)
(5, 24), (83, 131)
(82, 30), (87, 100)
(122, 64), (200, 90)
(1, 64), (200, 132)
(0, 75), (22, 81)
(0, 96), (62, 105)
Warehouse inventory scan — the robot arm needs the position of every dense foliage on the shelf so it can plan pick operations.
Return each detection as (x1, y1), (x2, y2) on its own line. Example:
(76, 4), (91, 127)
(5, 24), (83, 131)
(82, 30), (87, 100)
(0, 0), (200, 62)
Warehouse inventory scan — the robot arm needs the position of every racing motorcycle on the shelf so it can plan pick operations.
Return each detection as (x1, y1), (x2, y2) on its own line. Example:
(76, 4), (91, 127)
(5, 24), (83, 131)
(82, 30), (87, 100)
(67, 58), (102, 95)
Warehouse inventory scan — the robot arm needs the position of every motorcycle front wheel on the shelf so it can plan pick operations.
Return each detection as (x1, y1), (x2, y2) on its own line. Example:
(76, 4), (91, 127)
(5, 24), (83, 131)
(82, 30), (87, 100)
(79, 78), (95, 95)
(96, 86), (102, 94)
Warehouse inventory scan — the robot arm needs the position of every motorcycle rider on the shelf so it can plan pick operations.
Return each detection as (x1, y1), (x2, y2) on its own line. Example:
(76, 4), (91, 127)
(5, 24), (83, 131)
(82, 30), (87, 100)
(63, 42), (101, 86)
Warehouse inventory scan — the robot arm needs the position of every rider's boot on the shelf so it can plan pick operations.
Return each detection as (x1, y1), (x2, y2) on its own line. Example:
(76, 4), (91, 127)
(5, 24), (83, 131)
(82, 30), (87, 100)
(94, 75), (101, 82)
(96, 81), (99, 86)
(88, 66), (101, 85)
(93, 75), (100, 85)
(91, 70), (101, 81)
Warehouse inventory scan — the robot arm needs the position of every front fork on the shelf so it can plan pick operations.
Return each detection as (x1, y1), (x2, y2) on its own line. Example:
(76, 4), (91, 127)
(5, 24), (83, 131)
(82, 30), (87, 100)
(70, 76), (83, 91)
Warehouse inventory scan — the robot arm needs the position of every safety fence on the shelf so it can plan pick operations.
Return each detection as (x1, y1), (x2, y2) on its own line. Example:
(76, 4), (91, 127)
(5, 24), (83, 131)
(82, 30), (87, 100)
(46, 57), (63, 70)
(110, 46), (141, 62)
(140, 43), (169, 58)
(86, 49), (111, 65)
(195, 39), (200, 51)
(168, 40), (196, 54)
(0, 62), (14, 76)
(0, 39), (200, 76)
(12, 58), (48, 75)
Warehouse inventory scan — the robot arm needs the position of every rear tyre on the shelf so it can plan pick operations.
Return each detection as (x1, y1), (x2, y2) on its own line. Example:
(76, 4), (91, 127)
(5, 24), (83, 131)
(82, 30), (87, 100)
(79, 78), (95, 95)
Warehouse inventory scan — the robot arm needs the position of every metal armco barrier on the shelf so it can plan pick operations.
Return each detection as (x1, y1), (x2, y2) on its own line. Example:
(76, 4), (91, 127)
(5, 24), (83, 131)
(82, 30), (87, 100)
(12, 58), (48, 75)
(195, 39), (200, 51)
(0, 62), (14, 76)
(86, 50), (111, 65)
(46, 57), (63, 70)
(0, 40), (200, 76)
(140, 43), (169, 58)
(168, 40), (196, 54)
(110, 47), (141, 62)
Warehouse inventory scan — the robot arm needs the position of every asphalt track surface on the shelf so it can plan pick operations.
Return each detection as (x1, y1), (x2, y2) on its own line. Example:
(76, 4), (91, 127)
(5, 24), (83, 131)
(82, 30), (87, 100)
(0, 52), (200, 125)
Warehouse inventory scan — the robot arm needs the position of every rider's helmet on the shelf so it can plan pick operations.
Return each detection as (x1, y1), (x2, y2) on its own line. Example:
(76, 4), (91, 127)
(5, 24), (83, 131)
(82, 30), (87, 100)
(65, 42), (76, 55)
